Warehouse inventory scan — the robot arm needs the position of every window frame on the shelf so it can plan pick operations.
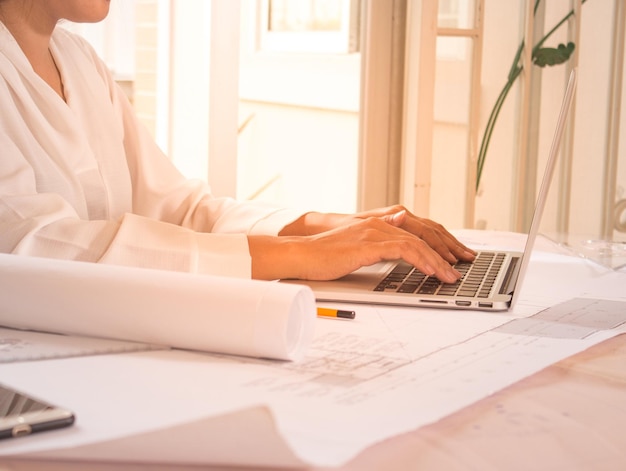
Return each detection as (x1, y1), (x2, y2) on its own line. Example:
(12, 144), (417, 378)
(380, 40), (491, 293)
(259, 0), (359, 54)
(238, 0), (362, 112)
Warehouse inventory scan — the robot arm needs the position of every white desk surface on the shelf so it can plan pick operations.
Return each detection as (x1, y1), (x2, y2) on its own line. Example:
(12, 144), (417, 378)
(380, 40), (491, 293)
(1, 231), (625, 470)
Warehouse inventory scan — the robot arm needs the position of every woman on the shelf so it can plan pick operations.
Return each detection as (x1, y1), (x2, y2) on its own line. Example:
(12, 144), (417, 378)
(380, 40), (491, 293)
(0, 0), (475, 283)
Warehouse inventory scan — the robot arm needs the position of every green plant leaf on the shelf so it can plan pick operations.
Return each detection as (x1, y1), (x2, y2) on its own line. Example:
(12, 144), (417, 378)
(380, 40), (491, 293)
(532, 42), (575, 67)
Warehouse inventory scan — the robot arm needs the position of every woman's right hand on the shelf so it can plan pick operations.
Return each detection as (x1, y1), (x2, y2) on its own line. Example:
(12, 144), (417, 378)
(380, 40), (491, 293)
(248, 216), (462, 282)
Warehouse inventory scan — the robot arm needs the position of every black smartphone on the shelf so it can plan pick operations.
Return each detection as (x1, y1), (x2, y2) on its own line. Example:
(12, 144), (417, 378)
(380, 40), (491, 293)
(0, 383), (75, 439)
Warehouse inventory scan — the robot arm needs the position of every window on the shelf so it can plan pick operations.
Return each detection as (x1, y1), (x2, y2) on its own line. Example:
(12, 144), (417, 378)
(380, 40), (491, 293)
(438, 0), (473, 29)
(437, 0), (474, 61)
(260, 0), (360, 54)
(237, 0), (363, 213)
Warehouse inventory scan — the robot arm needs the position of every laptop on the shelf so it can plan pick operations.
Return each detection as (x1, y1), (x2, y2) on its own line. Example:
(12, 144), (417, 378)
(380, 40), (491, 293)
(284, 69), (578, 312)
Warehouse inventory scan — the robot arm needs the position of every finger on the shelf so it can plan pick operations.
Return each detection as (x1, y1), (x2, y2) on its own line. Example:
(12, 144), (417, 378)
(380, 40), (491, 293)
(381, 209), (407, 227)
(387, 235), (461, 283)
(356, 205), (406, 221)
(408, 219), (476, 263)
(408, 250), (461, 283)
(382, 211), (457, 260)
(432, 230), (475, 262)
(431, 227), (477, 261)
(344, 218), (462, 283)
(411, 225), (460, 264)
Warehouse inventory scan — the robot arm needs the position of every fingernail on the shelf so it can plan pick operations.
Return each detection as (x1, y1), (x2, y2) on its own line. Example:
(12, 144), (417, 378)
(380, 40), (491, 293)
(448, 267), (461, 281)
(392, 210), (406, 223)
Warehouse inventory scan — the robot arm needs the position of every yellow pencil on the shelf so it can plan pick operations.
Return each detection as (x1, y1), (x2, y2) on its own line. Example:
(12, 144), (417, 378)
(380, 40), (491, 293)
(317, 307), (356, 319)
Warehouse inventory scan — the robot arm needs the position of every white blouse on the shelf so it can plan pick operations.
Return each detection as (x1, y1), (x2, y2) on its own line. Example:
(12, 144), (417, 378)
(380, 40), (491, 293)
(0, 23), (303, 278)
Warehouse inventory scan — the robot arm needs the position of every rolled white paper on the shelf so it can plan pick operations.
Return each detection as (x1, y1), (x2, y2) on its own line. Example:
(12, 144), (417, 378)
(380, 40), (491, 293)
(0, 254), (316, 361)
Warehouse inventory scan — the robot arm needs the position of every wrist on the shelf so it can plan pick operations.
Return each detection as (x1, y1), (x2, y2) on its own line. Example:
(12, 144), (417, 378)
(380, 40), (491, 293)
(248, 235), (309, 280)
(279, 212), (344, 236)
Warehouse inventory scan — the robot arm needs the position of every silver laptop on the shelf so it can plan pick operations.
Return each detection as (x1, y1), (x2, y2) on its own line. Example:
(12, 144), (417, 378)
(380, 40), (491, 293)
(284, 69), (577, 312)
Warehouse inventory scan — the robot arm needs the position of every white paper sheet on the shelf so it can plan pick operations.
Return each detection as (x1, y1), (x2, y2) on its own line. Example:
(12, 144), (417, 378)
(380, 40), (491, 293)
(0, 327), (166, 363)
(0, 253), (316, 361)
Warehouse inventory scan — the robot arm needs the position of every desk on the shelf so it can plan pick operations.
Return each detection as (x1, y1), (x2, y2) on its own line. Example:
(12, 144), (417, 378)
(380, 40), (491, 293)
(1, 232), (625, 470)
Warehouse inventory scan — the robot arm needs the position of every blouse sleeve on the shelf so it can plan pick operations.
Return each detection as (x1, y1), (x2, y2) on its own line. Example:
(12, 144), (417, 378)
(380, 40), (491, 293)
(0, 25), (304, 278)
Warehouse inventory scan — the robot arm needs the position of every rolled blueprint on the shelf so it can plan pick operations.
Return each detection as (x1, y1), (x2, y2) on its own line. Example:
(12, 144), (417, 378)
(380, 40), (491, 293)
(0, 254), (316, 361)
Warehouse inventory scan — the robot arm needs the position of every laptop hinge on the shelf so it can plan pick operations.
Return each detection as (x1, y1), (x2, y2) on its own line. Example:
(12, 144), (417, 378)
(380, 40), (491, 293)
(499, 257), (521, 295)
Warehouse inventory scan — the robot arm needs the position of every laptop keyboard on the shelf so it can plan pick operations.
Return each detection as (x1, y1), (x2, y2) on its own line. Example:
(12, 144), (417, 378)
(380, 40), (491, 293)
(373, 252), (506, 299)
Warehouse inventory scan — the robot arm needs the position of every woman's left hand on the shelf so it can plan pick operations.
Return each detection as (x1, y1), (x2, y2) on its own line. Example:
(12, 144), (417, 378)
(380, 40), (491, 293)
(279, 204), (477, 265)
